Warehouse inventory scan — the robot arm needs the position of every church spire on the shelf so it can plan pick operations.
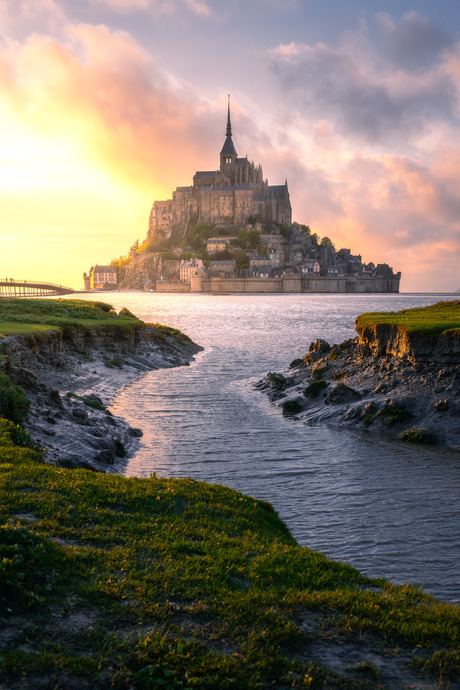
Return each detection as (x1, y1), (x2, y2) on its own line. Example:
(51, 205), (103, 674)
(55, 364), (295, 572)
(226, 94), (232, 137)
(220, 93), (237, 164)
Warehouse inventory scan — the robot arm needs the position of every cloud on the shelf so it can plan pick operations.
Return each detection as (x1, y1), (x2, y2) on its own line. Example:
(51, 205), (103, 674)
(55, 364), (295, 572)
(0, 22), (226, 197)
(376, 12), (456, 72)
(0, 0), (67, 37)
(87, 0), (211, 16)
(270, 14), (459, 148)
(265, 15), (460, 289)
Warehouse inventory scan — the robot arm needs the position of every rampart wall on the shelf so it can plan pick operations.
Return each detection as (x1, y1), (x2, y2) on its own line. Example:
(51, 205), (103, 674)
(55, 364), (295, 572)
(155, 274), (400, 294)
(184, 274), (400, 294)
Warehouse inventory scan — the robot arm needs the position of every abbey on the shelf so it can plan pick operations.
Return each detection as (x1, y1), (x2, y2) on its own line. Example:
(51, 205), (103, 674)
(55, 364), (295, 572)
(148, 99), (292, 235)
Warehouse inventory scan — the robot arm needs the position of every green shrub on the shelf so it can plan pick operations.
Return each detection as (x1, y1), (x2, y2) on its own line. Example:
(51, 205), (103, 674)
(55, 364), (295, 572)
(0, 372), (30, 425)
(399, 427), (437, 444)
(268, 373), (287, 390)
(0, 419), (37, 449)
(281, 399), (303, 416)
(377, 405), (412, 426)
(304, 380), (328, 399)
(115, 440), (127, 457)
(363, 413), (374, 427)
(313, 366), (328, 379)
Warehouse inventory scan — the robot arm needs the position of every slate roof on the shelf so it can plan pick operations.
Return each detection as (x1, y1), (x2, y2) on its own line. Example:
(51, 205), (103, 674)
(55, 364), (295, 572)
(268, 185), (287, 196)
(220, 136), (237, 156)
(194, 171), (217, 178)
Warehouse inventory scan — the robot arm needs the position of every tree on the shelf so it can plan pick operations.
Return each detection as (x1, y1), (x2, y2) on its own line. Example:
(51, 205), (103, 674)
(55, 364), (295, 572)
(320, 236), (335, 248)
(212, 250), (233, 261)
(247, 214), (257, 227)
(248, 228), (261, 250)
(233, 249), (249, 268)
(129, 239), (140, 255)
(238, 228), (249, 249)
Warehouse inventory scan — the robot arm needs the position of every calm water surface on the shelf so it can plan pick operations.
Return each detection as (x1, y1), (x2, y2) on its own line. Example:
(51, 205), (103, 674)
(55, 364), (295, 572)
(83, 293), (459, 601)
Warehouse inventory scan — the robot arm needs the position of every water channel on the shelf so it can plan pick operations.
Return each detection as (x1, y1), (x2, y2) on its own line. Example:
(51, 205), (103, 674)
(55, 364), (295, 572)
(80, 292), (459, 601)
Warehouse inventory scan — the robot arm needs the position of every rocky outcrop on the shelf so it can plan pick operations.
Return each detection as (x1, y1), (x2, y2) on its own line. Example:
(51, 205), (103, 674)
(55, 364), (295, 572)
(356, 322), (460, 363)
(119, 253), (181, 289)
(1, 323), (202, 470)
(257, 326), (460, 450)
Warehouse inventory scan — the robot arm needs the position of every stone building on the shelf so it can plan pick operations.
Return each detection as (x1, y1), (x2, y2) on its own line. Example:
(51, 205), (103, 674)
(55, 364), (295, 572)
(83, 265), (117, 290)
(180, 258), (204, 284)
(149, 99), (292, 236)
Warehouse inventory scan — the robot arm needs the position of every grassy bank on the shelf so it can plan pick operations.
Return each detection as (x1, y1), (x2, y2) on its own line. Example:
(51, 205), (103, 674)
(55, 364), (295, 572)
(0, 299), (141, 337)
(1, 421), (460, 689)
(355, 300), (460, 337)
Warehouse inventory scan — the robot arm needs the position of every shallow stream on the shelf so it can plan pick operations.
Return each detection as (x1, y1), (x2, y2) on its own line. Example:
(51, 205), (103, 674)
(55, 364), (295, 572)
(78, 292), (459, 601)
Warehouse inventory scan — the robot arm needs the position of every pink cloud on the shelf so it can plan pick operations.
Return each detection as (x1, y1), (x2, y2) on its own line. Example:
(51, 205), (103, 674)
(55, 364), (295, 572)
(0, 23), (224, 197)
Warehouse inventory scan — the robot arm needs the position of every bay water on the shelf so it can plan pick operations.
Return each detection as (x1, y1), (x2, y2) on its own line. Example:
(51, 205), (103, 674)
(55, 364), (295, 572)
(82, 292), (459, 601)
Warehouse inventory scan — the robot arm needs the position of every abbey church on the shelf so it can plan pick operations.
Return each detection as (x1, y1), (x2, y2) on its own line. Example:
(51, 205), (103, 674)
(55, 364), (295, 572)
(148, 100), (292, 235)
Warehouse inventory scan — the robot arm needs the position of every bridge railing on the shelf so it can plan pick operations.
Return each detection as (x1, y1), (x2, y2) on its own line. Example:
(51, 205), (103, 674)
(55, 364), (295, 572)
(0, 279), (73, 289)
(0, 280), (75, 296)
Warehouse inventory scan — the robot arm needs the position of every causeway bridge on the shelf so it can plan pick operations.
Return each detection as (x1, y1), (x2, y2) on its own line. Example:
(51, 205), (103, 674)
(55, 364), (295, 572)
(0, 279), (75, 298)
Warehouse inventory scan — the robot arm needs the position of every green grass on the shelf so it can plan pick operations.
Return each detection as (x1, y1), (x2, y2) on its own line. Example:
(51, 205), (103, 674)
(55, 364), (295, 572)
(0, 298), (142, 337)
(0, 371), (30, 424)
(0, 322), (62, 337)
(355, 300), (460, 338)
(2, 419), (459, 688)
(150, 324), (193, 345)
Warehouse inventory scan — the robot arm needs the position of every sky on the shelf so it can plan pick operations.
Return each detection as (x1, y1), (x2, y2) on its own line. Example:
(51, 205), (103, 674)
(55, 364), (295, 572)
(0, 1), (460, 292)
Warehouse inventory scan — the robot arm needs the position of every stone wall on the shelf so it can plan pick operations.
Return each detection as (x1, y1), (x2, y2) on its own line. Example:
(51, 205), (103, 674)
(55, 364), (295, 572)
(155, 280), (191, 293)
(186, 274), (400, 294)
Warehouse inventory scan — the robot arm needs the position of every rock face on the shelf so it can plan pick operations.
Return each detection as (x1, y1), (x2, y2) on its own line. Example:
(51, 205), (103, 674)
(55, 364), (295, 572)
(118, 254), (181, 289)
(257, 325), (460, 450)
(1, 324), (202, 471)
(356, 322), (460, 363)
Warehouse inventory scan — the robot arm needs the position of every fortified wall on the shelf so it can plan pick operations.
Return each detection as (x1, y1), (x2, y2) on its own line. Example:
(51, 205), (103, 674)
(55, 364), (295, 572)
(155, 274), (401, 294)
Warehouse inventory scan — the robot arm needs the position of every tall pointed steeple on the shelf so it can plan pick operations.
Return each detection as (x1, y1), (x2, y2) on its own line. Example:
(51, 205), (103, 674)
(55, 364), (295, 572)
(226, 94), (232, 137)
(220, 94), (237, 172)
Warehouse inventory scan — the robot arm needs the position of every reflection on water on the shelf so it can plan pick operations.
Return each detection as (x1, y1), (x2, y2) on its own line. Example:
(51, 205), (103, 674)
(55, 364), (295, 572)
(80, 292), (460, 601)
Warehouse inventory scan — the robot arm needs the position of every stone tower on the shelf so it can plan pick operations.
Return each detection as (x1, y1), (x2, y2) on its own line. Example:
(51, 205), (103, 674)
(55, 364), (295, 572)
(220, 96), (237, 179)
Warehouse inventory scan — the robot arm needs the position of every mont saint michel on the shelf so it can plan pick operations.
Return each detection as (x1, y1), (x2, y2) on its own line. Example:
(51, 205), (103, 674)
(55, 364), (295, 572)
(149, 98), (292, 233)
(106, 101), (400, 294)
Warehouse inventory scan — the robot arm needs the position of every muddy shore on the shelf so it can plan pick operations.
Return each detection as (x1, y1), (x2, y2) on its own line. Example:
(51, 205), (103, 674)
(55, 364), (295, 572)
(3, 325), (202, 471)
(257, 330), (459, 451)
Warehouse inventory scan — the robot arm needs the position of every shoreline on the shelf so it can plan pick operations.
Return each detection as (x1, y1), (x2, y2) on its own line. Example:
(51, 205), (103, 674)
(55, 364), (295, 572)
(3, 323), (202, 472)
(257, 302), (460, 451)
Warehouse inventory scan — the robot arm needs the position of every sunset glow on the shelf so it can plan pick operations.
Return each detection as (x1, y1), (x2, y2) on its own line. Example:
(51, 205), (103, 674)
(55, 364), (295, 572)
(0, 0), (459, 291)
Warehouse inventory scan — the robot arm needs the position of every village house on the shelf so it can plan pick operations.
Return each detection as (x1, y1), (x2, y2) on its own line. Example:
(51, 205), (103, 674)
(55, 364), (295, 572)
(250, 264), (272, 278)
(267, 245), (285, 266)
(208, 260), (236, 278)
(301, 260), (320, 276)
(180, 258), (204, 283)
(83, 265), (118, 290)
(249, 254), (269, 268)
(206, 238), (230, 253)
